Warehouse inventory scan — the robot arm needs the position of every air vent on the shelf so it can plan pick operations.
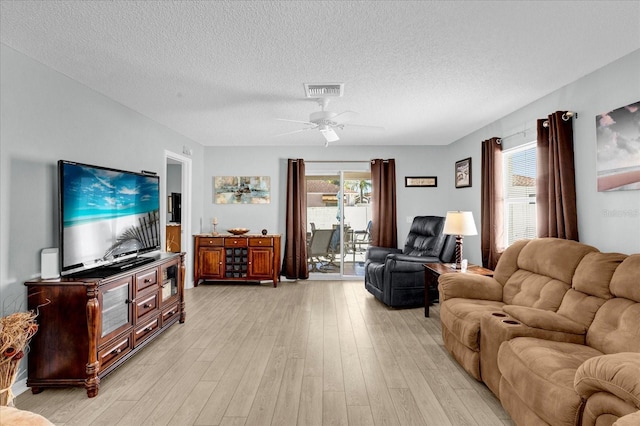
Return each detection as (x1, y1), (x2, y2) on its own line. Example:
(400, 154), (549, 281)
(304, 83), (344, 98)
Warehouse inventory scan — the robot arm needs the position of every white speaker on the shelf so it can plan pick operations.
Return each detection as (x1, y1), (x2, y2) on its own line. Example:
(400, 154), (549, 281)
(41, 248), (60, 279)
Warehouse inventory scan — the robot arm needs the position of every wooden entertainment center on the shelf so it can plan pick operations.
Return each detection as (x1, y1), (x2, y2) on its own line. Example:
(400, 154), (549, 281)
(24, 252), (185, 398)
(193, 234), (281, 287)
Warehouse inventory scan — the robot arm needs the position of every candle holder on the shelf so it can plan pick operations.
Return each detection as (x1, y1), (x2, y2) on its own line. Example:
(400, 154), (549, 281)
(212, 220), (219, 236)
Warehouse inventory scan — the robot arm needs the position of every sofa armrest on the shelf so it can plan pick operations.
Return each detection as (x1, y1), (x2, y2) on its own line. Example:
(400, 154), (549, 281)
(366, 246), (401, 263)
(614, 410), (640, 426)
(575, 353), (640, 409)
(438, 273), (502, 302)
(385, 253), (441, 273)
(388, 253), (441, 264)
(503, 306), (587, 335)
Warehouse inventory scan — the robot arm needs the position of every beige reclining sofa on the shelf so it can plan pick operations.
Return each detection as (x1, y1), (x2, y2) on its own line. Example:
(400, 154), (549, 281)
(438, 238), (640, 426)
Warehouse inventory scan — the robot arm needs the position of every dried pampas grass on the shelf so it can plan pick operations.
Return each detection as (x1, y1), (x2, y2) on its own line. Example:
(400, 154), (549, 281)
(0, 311), (38, 406)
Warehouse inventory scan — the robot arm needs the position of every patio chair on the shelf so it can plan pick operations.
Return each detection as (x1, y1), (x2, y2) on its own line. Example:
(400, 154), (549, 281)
(307, 228), (338, 272)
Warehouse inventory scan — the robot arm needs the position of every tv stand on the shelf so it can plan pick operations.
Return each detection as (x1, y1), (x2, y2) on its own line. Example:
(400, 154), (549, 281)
(113, 255), (155, 270)
(25, 252), (185, 397)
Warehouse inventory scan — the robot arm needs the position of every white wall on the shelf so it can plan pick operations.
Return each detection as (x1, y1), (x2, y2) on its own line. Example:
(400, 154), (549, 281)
(445, 49), (640, 262)
(166, 163), (182, 194)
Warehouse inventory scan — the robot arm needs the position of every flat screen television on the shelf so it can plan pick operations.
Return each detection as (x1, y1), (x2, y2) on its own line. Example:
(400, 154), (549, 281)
(58, 160), (161, 276)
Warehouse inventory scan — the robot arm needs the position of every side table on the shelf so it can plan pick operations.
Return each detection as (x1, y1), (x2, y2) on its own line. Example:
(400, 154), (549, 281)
(423, 263), (493, 317)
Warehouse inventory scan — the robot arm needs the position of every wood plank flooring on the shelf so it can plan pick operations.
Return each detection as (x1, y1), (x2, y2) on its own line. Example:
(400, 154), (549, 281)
(14, 280), (514, 425)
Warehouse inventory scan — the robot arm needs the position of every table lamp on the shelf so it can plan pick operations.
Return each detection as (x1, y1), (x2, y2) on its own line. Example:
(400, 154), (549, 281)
(443, 211), (478, 269)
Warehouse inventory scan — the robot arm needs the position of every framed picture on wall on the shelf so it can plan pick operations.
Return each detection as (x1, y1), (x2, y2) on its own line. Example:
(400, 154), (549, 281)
(455, 157), (472, 188)
(214, 176), (271, 204)
(596, 100), (640, 191)
(405, 176), (437, 187)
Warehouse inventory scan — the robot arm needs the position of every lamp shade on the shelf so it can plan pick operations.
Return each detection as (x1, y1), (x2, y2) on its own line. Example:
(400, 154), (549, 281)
(443, 211), (478, 236)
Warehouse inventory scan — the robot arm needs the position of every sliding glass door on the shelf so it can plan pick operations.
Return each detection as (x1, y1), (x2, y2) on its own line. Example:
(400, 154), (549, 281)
(306, 163), (371, 278)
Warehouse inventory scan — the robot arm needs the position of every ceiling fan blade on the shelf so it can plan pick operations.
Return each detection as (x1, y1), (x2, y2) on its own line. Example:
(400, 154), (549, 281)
(272, 128), (315, 138)
(320, 126), (340, 142)
(276, 118), (315, 125)
(331, 110), (359, 125)
(342, 123), (385, 130)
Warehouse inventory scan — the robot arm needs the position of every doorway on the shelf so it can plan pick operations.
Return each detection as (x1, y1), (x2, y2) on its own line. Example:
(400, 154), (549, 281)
(306, 162), (371, 278)
(164, 151), (193, 288)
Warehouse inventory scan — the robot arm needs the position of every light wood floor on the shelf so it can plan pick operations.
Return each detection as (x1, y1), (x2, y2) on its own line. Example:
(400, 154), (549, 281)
(14, 280), (514, 426)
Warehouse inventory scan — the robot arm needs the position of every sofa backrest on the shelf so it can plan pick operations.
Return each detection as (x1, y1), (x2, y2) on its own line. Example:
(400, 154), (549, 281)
(403, 216), (447, 257)
(499, 238), (598, 310)
(555, 252), (626, 330)
(586, 254), (640, 354)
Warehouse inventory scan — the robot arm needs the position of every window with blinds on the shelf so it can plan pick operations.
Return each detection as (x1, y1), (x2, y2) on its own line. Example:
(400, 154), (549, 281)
(503, 142), (537, 247)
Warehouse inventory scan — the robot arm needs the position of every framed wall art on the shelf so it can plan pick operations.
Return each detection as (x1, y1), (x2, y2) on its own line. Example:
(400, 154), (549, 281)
(455, 157), (472, 188)
(596, 101), (640, 191)
(214, 176), (270, 204)
(405, 176), (437, 187)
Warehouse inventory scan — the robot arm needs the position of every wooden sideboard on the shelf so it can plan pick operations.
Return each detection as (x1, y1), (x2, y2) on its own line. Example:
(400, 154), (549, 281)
(25, 252), (185, 398)
(193, 234), (281, 287)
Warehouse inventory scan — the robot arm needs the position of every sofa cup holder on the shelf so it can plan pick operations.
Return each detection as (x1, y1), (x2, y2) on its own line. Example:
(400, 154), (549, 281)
(502, 319), (520, 325)
(491, 312), (507, 317)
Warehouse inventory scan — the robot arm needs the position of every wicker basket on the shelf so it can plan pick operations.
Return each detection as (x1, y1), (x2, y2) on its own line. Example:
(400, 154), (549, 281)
(0, 312), (38, 406)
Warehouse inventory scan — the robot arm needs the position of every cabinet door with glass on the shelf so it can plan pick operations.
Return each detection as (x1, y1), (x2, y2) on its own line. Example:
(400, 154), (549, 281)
(98, 276), (133, 345)
(160, 258), (180, 307)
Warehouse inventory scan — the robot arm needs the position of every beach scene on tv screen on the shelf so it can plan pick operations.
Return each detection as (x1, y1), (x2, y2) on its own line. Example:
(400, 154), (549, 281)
(62, 163), (160, 268)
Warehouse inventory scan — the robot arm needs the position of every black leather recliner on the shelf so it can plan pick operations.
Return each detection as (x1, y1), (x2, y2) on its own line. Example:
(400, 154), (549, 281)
(364, 216), (456, 308)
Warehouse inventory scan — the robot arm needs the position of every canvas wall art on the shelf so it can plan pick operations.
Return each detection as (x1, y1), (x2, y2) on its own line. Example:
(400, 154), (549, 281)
(214, 176), (270, 204)
(596, 101), (640, 191)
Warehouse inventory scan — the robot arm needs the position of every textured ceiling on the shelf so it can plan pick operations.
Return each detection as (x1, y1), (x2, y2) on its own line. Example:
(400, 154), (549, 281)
(1, 1), (639, 147)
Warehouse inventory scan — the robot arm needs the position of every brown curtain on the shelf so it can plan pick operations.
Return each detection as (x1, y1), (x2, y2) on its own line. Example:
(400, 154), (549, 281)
(536, 112), (579, 240)
(282, 159), (309, 279)
(370, 159), (397, 248)
(481, 137), (504, 269)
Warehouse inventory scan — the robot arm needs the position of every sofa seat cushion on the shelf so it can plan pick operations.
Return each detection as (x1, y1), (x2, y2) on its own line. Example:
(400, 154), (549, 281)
(499, 337), (603, 426)
(440, 298), (505, 351)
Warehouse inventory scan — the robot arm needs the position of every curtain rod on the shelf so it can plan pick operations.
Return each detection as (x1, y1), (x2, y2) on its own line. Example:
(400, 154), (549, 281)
(497, 128), (534, 144)
(543, 111), (577, 128)
(305, 160), (371, 163)
(497, 111), (577, 143)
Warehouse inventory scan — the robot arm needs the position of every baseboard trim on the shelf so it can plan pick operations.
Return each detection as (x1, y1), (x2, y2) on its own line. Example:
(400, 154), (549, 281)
(12, 378), (28, 399)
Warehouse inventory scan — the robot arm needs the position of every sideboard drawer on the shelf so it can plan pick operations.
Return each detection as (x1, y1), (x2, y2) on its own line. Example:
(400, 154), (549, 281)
(98, 331), (133, 373)
(249, 237), (273, 247)
(225, 238), (248, 247)
(198, 237), (223, 247)
(134, 316), (160, 346)
(135, 291), (159, 321)
(161, 303), (180, 327)
(135, 269), (158, 293)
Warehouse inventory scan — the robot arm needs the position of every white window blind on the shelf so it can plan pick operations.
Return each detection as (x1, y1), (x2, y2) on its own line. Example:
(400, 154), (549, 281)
(503, 142), (537, 247)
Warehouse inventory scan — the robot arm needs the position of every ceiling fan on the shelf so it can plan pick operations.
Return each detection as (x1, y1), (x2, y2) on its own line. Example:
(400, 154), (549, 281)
(275, 98), (383, 146)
